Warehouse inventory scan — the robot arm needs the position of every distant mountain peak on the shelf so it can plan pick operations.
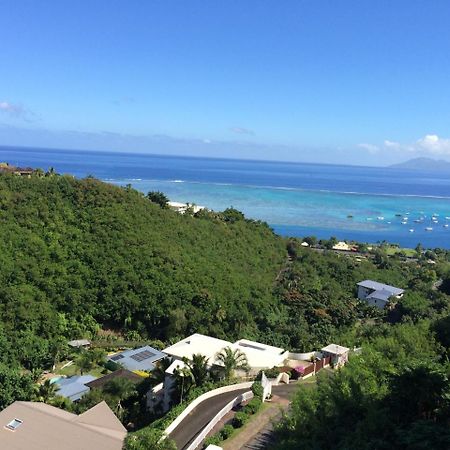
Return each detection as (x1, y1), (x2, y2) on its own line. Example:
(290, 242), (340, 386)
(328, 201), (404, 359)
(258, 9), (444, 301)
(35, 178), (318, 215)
(389, 157), (450, 172)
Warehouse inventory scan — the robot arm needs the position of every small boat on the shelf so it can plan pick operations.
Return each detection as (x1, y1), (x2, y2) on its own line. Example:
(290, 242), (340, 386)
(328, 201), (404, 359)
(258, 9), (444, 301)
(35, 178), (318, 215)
(347, 215), (354, 219)
(402, 217), (408, 221)
(405, 212), (410, 215)
(387, 221), (391, 224)
(425, 227), (433, 231)
(401, 221), (408, 225)
(366, 218), (373, 221)
(413, 219), (423, 223)
(377, 216), (384, 220)
(444, 224), (449, 228)
(395, 213), (402, 217)
(409, 229), (414, 233)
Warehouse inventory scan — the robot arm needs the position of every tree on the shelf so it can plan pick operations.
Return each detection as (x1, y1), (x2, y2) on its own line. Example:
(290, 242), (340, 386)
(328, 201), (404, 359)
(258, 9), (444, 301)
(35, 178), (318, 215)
(74, 351), (94, 375)
(0, 365), (35, 410)
(124, 428), (176, 450)
(183, 354), (209, 387)
(215, 347), (249, 380)
(147, 191), (169, 208)
(34, 379), (59, 403)
(103, 377), (137, 419)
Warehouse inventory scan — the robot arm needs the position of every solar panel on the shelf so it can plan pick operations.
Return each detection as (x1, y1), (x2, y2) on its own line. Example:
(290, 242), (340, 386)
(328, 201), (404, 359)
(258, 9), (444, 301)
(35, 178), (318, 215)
(111, 354), (124, 361)
(130, 350), (156, 362)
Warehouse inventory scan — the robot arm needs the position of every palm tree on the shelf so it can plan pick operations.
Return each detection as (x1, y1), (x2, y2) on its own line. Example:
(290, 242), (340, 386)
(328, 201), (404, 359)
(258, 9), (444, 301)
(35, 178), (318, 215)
(74, 351), (93, 375)
(103, 378), (137, 419)
(35, 379), (59, 403)
(173, 365), (194, 404)
(183, 354), (209, 387)
(215, 347), (249, 380)
(149, 357), (172, 386)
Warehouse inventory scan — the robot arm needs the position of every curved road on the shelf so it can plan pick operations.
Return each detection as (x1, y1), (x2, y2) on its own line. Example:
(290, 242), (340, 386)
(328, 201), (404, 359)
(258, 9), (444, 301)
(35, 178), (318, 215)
(169, 383), (300, 450)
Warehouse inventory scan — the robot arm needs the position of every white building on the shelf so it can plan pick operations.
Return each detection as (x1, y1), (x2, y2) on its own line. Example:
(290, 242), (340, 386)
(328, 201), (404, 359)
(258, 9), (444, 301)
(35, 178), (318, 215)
(357, 280), (404, 309)
(163, 333), (286, 375)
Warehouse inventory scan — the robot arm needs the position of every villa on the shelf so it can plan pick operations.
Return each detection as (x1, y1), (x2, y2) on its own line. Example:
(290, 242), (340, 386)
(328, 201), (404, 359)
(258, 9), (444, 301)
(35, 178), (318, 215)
(357, 280), (404, 309)
(162, 333), (287, 375)
(53, 375), (97, 402)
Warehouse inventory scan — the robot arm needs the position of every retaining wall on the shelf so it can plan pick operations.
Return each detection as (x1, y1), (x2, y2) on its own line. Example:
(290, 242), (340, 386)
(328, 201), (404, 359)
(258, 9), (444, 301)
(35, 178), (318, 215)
(164, 381), (253, 436)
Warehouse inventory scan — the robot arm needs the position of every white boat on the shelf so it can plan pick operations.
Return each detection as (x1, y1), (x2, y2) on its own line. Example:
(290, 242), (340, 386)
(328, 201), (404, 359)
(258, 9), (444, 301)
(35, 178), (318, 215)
(425, 227), (433, 231)
(377, 216), (384, 220)
(444, 224), (449, 228)
(401, 221), (408, 225)
(409, 229), (414, 233)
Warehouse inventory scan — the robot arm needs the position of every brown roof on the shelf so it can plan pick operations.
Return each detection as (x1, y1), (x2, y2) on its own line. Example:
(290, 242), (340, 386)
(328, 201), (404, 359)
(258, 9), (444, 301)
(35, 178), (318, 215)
(0, 401), (126, 450)
(85, 369), (143, 390)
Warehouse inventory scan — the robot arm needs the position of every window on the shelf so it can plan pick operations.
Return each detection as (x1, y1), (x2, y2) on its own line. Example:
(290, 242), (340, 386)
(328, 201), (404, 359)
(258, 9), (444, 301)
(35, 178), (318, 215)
(6, 418), (23, 431)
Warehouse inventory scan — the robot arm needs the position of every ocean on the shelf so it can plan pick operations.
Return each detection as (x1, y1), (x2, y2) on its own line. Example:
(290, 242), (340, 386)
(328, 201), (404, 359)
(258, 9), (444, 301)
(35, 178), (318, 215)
(1, 145), (449, 249)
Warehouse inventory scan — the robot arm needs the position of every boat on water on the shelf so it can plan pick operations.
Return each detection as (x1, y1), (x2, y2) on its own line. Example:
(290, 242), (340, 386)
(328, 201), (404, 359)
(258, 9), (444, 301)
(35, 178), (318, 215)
(425, 227), (433, 231)
(444, 224), (449, 228)
(377, 216), (384, 220)
(401, 221), (408, 225)
(409, 229), (414, 233)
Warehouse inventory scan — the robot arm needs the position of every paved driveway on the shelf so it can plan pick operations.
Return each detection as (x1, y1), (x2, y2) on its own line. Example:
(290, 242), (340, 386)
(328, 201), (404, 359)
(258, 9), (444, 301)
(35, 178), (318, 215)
(169, 382), (301, 450)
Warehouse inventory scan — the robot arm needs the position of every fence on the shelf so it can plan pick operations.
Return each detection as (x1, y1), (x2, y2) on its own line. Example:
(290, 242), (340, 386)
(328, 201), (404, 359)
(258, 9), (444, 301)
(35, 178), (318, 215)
(185, 391), (254, 450)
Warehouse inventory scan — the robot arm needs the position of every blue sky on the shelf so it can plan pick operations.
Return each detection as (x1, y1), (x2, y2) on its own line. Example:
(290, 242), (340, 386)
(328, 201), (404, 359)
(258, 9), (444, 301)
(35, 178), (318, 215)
(1, 0), (450, 165)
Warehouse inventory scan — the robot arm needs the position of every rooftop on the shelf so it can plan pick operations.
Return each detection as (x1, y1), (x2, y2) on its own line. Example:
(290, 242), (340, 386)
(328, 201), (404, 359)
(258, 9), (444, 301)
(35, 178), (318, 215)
(366, 288), (395, 302)
(85, 369), (143, 390)
(0, 401), (126, 450)
(67, 339), (90, 347)
(357, 280), (404, 296)
(107, 345), (166, 372)
(54, 375), (96, 401)
(163, 333), (286, 370)
(321, 344), (350, 355)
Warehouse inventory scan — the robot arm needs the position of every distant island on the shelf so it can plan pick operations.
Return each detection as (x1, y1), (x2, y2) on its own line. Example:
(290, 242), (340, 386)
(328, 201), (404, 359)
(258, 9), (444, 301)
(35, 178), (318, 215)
(389, 157), (450, 172)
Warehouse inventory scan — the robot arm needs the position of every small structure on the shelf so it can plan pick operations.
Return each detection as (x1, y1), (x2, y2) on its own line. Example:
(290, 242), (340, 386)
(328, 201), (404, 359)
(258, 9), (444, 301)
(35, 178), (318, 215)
(54, 375), (96, 401)
(107, 345), (166, 372)
(321, 344), (350, 368)
(168, 201), (205, 214)
(68, 339), (91, 348)
(332, 241), (350, 251)
(300, 241), (309, 247)
(357, 280), (404, 309)
(0, 401), (126, 450)
(85, 369), (143, 390)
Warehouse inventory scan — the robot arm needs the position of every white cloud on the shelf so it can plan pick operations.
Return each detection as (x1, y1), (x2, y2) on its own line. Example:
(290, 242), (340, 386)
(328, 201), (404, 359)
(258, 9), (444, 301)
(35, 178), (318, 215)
(358, 143), (379, 154)
(384, 140), (402, 149)
(416, 134), (450, 155)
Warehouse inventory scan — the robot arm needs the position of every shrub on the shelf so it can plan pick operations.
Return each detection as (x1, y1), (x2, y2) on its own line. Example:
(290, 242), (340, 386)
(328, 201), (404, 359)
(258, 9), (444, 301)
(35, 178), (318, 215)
(233, 411), (249, 428)
(204, 433), (222, 446)
(220, 424), (234, 440)
(243, 397), (261, 415)
(251, 381), (263, 399)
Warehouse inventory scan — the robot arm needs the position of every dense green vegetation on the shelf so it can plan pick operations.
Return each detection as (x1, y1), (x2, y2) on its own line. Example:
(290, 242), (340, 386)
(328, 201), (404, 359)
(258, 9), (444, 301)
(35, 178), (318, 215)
(0, 172), (285, 374)
(1, 171), (450, 450)
(274, 321), (450, 449)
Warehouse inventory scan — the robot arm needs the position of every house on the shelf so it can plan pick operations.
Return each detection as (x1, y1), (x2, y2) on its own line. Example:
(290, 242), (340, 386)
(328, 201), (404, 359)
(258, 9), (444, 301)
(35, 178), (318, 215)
(332, 241), (350, 251)
(321, 344), (350, 368)
(85, 369), (143, 390)
(0, 401), (126, 450)
(168, 201), (205, 214)
(163, 333), (287, 375)
(357, 280), (404, 309)
(68, 339), (91, 348)
(53, 375), (97, 401)
(107, 345), (166, 372)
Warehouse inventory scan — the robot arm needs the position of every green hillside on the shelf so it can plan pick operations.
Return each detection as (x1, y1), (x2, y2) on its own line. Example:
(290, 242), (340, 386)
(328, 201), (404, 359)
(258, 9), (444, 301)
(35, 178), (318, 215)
(0, 173), (285, 369)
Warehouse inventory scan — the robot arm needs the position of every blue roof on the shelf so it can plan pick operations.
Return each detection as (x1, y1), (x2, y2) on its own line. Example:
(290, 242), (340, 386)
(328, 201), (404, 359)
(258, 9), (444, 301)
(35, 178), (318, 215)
(366, 289), (393, 302)
(107, 345), (166, 372)
(357, 280), (404, 296)
(55, 375), (96, 401)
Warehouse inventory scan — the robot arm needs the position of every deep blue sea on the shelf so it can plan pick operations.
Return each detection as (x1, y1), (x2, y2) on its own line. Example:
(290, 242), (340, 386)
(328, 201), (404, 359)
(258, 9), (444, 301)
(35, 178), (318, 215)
(1, 146), (450, 249)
